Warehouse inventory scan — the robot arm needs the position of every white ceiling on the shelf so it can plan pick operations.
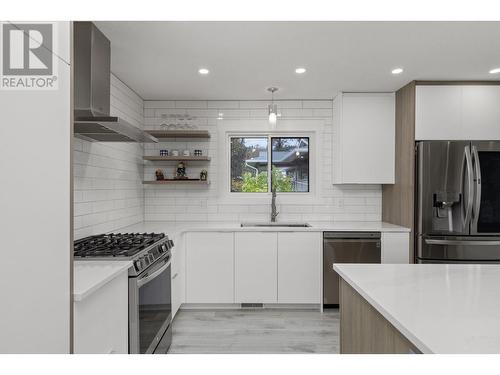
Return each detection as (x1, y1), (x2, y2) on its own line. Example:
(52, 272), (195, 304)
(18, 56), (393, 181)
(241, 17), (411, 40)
(95, 21), (500, 100)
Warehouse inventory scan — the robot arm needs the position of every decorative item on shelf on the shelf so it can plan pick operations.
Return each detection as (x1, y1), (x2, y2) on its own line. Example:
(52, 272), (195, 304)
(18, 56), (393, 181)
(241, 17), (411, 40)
(183, 149), (190, 157)
(159, 114), (168, 130)
(159, 149), (168, 156)
(194, 149), (203, 156)
(200, 169), (208, 181)
(175, 162), (187, 179)
(171, 149), (179, 157)
(155, 169), (165, 181)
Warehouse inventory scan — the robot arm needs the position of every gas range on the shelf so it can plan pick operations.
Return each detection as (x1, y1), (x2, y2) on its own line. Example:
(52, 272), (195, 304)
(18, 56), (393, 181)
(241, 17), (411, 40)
(74, 232), (174, 276)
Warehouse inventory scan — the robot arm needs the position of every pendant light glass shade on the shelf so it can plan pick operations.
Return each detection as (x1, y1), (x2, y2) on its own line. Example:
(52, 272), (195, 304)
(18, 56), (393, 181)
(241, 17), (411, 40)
(268, 103), (278, 128)
(267, 87), (279, 129)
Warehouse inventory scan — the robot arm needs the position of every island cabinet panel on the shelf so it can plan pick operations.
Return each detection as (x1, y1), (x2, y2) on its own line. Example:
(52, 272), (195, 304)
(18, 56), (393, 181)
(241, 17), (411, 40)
(185, 232), (234, 303)
(339, 278), (420, 354)
(235, 232), (278, 303)
(277, 232), (322, 304)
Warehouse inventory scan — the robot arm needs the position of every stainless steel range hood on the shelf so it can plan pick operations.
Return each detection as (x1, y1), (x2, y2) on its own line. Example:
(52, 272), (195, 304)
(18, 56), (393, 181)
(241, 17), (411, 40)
(73, 22), (157, 143)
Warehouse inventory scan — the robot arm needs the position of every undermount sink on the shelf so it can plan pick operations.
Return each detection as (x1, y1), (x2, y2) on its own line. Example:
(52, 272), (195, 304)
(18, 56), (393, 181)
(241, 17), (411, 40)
(240, 222), (311, 228)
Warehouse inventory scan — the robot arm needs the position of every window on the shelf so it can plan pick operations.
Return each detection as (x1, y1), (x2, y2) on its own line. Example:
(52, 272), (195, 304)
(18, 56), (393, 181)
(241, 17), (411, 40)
(230, 136), (309, 193)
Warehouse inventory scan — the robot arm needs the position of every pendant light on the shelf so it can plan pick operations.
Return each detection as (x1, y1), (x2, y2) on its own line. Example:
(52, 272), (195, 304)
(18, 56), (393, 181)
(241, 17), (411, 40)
(267, 87), (279, 129)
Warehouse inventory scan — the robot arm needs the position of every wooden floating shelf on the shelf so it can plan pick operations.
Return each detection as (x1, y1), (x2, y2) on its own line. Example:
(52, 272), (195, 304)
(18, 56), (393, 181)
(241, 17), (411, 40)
(143, 179), (210, 185)
(143, 156), (211, 162)
(144, 130), (211, 139)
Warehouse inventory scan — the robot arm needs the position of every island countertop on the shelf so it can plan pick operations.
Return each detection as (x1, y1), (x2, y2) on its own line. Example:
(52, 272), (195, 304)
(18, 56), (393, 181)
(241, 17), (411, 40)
(333, 264), (500, 354)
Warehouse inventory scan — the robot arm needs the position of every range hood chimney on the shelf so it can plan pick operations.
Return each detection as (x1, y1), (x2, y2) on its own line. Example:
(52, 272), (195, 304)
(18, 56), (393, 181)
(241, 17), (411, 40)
(73, 22), (157, 143)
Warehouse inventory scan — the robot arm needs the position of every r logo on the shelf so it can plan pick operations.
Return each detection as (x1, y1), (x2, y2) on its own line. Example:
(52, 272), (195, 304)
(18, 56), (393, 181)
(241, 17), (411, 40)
(2, 23), (53, 76)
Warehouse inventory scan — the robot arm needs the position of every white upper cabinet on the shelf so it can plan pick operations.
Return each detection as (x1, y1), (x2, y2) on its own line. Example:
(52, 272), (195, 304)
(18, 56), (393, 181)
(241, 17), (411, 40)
(415, 86), (462, 140)
(416, 85), (500, 140)
(462, 86), (500, 140)
(333, 92), (395, 184)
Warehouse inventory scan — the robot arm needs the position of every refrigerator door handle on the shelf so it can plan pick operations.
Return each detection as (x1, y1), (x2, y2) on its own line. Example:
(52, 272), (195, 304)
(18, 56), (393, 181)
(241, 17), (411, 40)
(471, 145), (482, 226)
(463, 145), (474, 228)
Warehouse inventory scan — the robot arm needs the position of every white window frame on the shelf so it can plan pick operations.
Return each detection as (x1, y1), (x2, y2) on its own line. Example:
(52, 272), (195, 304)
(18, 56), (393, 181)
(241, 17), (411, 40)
(217, 119), (324, 205)
(228, 134), (310, 194)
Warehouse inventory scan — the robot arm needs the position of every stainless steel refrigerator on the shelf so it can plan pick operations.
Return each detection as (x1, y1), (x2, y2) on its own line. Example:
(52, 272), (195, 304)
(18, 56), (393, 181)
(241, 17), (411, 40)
(416, 141), (500, 263)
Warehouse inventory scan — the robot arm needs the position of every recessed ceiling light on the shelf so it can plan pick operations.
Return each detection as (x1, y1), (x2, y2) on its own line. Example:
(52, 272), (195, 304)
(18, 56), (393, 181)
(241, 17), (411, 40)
(295, 67), (306, 74)
(489, 68), (500, 74)
(198, 68), (209, 75)
(391, 68), (404, 75)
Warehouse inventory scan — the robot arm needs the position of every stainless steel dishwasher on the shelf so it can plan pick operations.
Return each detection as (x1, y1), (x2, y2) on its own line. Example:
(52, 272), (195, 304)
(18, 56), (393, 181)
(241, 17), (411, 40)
(323, 232), (381, 307)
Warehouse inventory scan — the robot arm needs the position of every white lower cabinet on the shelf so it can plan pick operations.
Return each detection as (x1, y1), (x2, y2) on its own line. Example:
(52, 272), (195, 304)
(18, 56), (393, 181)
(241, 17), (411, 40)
(73, 272), (128, 354)
(235, 232), (277, 303)
(381, 232), (410, 264)
(277, 232), (322, 304)
(186, 232), (234, 303)
(171, 240), (184, 318)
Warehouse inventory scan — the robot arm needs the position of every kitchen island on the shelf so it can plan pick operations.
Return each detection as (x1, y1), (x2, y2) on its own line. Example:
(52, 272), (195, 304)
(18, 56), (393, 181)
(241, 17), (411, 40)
(334, 264), (500, 354)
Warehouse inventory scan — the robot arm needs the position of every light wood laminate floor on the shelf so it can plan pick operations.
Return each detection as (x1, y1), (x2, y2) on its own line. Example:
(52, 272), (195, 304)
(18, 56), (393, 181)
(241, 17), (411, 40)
(168, 308), (339, 354)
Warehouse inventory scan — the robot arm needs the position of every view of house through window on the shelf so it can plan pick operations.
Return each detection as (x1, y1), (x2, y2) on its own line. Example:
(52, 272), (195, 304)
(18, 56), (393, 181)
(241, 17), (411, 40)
(230, 136), (309, 193)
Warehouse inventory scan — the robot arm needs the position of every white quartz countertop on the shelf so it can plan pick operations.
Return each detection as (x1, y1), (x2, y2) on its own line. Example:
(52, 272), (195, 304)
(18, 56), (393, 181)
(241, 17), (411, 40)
(114, 221), (409, 241)
(333, 264), (500, 354)
(73, 261), (132, 302)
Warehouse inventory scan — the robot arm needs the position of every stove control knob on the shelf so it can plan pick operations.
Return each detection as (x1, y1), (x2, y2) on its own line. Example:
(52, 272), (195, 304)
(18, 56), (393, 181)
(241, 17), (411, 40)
(134, 260), (141, 271)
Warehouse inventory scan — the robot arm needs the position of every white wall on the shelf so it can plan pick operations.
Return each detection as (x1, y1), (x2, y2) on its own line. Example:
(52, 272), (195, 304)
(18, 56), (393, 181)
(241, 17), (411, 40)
(143, 100), (381, 222)
(73, 74), (145, 239)
(0, 22), (71, 353)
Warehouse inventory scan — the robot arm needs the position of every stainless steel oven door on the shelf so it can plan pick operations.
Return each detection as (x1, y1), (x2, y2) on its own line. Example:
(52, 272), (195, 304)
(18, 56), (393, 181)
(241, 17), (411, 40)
(471, 141), (500, 235)
(417, 235), (500, 262)
(129, 255), (172, 354)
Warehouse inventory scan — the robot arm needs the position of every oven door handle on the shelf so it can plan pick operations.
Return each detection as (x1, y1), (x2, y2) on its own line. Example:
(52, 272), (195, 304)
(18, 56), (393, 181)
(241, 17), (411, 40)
(425, 239), (500, 246)
(137, 258), (171, 288)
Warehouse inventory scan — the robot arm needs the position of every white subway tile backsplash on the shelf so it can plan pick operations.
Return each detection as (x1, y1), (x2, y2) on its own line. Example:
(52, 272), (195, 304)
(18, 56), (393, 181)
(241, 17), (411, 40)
(74, 93), (382, 230)
(144, 100), (382, 222)
(144, 100), (175, 109)
(73, 74), (145, 239)
(207, 101), (240, 109)
(174, 101), (207, 109)
(302, 100), (332, 109)
(143, 99), (382, 223)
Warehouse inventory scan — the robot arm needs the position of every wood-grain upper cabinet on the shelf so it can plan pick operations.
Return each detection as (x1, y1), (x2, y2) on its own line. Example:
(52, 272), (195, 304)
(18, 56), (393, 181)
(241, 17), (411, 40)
(185, 232), (234, 303)
(235, 232), (277, 303)
(333, 92), (395, 184)
(416, 85), (500, 140)
(277, 232), (321, 304)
